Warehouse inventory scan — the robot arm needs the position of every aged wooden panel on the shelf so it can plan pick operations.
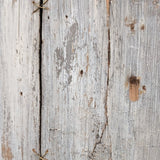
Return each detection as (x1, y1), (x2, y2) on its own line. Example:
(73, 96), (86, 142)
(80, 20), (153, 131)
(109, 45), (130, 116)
(41, 0), (110, 159)
(109, 0), (160, 159)
(0, 1), (40, 159)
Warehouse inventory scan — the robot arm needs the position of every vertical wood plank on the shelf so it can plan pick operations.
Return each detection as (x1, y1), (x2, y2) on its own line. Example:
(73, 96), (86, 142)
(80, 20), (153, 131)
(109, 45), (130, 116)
(0, 1), (40, 159)
(109, 0), (160, 159)
(42, 0), (111, 159)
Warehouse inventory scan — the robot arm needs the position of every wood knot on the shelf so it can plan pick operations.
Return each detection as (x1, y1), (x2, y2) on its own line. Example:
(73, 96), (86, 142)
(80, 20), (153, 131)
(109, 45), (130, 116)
(129, 76), (140, 102)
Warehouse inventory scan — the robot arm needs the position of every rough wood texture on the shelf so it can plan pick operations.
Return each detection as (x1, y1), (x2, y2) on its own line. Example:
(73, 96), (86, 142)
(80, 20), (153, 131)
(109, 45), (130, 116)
(109, 0), (160, 159)
(41, 0), (110, 159)
(0, 1), (40, 159)
(1, 0), (160, 160)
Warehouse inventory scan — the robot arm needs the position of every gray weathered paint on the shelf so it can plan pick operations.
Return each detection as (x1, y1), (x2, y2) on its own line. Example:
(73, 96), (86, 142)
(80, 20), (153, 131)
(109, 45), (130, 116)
(1, 0), (160, 160)
(41, 0), (110, 159)
(0, 1), (40, 159)
(109, 0), (160, 159)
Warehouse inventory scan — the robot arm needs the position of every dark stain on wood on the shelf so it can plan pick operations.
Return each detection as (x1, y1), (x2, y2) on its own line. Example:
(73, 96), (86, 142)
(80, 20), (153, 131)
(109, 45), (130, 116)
(125, 17), (136, 32)
(129, 76), (140, 102)
(142, 85), (146, 91)
(80, 70), (83, 76)
(108, 29), (111, 69)
(141, 24), (145, 30)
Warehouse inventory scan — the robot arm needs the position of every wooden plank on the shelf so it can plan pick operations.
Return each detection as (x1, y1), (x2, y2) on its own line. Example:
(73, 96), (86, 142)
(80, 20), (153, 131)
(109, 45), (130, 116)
(0, 1), (40, 159)
(109, 0), (160, 159)
(41, 0), (111, 159)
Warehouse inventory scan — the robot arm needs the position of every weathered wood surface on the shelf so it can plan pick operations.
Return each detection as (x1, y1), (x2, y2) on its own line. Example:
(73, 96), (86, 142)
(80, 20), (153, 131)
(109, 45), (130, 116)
(41, 0), (160, 160)
(109, 0), (160, 159)
(0, 1), (40, 159)
(41, 0), (110, 159)
(1, 0), (160, 160)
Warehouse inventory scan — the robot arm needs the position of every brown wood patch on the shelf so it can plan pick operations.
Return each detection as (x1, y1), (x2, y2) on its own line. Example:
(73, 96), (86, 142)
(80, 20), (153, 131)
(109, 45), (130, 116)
(2, 143), (13, 160)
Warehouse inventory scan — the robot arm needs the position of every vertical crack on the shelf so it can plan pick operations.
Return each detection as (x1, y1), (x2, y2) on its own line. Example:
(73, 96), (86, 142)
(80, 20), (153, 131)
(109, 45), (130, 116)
(106, 0), (112, 159)
(39, 0), (43, 157)
(89, 1), (112, 159)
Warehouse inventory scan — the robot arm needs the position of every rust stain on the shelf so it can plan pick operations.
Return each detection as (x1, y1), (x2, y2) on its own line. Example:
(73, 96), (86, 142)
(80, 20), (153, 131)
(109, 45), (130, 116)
(125, 17), (136, 32)
(141, 24), (145, 30)
(106, 0), (110, 26)
(142, 85), (146, 91)
(140, 85), (146, 95)
(106, 0), (110, 16)
(86, 54), (89, 72)
(2, 143), (13, 160)
(129, 76), (140, 102)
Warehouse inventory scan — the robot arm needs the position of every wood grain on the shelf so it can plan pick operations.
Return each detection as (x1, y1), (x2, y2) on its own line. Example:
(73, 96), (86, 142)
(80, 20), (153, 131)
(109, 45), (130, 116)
(41, 0), (110, 159)
(109, 0), (160, 159)
(0, 1), (40, 159)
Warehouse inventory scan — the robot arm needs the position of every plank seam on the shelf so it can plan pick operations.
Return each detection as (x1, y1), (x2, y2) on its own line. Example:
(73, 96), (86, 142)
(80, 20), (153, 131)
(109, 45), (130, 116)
(39, 0), (43, 157)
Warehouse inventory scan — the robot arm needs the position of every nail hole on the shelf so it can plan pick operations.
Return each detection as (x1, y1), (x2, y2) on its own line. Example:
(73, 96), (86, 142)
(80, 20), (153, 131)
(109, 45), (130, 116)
(65, 15), (68, 19)
(48, 16), (50, 19)
(142, 85), (146, 91)
(80, 70), (83, 75)
(20, 92), (23, 96)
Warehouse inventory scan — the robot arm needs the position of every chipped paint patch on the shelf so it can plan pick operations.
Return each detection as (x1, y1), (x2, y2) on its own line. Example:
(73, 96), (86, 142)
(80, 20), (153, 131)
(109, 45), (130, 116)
(55, 48), (64, 78)
(64, 22), (78, 85)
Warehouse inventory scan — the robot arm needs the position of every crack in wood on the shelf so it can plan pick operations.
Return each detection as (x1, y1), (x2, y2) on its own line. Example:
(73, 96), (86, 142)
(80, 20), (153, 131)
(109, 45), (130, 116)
(89, 1), (112, 159)
(39, 0), (43, 157)
(89, 123), (107, 159)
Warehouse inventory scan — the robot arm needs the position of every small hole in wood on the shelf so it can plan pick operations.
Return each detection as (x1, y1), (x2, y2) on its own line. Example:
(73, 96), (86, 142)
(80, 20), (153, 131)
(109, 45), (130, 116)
(142, 85), (146, 91)
(48, 16), (50, 19)
(80, 70), (83, 75)
(20, 92), (23, 96)
(65, 15), (68, 19)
